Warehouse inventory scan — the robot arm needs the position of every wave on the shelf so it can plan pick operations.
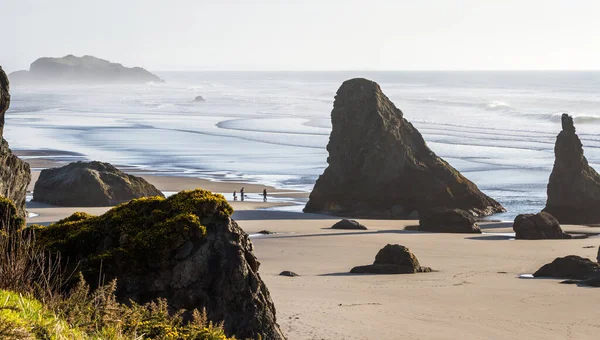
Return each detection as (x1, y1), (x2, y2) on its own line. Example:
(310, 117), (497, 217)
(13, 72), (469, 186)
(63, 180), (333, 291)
(549, 112), (600, 123)
(413, 97), (516, 112)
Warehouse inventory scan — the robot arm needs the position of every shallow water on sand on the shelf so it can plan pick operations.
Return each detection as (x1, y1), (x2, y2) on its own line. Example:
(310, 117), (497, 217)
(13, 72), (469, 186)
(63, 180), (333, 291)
(6, 71), (600, 219)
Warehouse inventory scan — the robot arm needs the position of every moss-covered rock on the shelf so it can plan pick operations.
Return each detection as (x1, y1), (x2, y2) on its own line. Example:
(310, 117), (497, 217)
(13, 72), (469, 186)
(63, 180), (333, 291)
(35, 189), (285, 340)
(0, 196), (25, 230)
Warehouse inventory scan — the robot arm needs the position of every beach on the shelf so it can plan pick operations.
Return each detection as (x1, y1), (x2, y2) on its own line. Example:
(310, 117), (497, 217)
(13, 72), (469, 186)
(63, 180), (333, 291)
(23, 155), (600, 340)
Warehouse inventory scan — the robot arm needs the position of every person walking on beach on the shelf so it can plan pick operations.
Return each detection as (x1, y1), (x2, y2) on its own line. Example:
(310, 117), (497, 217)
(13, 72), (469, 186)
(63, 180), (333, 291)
(263, 188), (267, 202)
(233, 191), (237, 201)
(240, 187), (245, 201)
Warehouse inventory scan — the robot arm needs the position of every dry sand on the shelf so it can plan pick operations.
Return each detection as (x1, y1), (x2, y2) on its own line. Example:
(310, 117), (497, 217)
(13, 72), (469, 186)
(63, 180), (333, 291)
(23, 164), (600, 339)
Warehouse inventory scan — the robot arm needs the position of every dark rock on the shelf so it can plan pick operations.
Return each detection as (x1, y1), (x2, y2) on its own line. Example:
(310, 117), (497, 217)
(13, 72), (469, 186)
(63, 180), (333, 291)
(350, 244), (432, 274)
(543, 114), (600, 224)
(0, 66), (31, 217)
(36, 189), (285, 340)
(419, 209), (481, 233)
(279, 271), (299, 277)
(304, 78), (504, 219)
(513, 212), (571, 240)
(534, 255), (600, 280)
(258, 230), (274, 235)
(9, 55), (163, 85)
(194, 95), (205, 102)
(33, 161), (165, 207)
(331, 219), (367, 230)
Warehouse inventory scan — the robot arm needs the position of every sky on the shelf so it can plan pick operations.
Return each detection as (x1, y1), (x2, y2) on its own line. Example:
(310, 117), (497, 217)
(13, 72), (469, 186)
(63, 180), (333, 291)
(1, 0), (599, 72)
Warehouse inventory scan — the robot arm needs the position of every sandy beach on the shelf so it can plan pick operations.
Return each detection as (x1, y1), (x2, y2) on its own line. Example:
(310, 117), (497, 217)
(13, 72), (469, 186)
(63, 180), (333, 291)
(22, 157), (600, 340)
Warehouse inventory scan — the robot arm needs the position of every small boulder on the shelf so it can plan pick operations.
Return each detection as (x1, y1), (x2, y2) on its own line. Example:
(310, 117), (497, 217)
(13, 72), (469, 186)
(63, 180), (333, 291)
(513, 212), (571, 240)
(350, 244), (432, 274)
(258, 230), (274, 235)
(279, 271), (299, 277)
(534, 255), (600, 280)
(419, 209), (481, 233)
(194, 95), (205, 102)
(331, 219), (367, 230)
(33, 161), (165, 207)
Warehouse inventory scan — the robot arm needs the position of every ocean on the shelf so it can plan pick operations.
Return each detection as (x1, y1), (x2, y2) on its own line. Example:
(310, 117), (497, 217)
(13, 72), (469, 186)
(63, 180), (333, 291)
(6, 71), (600, 220)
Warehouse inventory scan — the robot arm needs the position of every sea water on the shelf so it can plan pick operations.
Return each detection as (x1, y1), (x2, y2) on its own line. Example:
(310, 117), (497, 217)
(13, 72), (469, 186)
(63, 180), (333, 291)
(5, 71), (600, 219)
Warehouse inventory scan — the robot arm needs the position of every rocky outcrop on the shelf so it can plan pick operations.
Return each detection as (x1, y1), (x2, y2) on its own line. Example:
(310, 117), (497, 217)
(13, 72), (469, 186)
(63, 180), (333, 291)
(194, 95), (205, 102)
(419, 209), (481, 233)
(33, 161), (164, 207)
(350, 244), (432, 274)
(534, 255), (600, 281)
(331, 219), (367, 230)
(304, 78), (504, 219)
(35, 190), (285, 339)
(9, 55), (163, 85)
(543, 114), (600, 224)
(513, 212), (571, 240)
(0, 66), (31, 217)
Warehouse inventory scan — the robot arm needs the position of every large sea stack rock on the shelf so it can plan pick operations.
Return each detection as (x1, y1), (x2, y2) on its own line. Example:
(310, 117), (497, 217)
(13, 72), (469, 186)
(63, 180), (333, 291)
(0, 66), (31, 217)
(543, 114), (600, 224)
(33, 161), (164, 207)
(350, 244), (432, 274)
(35, 190), (285, 339)
(304, 78), (504, 219)
(419, 209), (481, 233)
(513, 212), (571, 240)
(9, 55), (163, 84)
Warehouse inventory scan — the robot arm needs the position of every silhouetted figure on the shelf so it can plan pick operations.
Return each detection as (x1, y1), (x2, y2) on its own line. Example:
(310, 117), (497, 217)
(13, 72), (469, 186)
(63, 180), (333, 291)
(263, 188), (267, 202)
(233, 191), (237, 201)
(240, 187), (245, 201)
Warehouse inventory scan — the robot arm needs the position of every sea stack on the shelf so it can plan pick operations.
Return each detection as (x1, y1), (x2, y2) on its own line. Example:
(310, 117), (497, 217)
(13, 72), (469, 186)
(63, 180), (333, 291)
(304, 78), (505, 219)
(543, 114), (600, 224)
(0, 66), (31, 217)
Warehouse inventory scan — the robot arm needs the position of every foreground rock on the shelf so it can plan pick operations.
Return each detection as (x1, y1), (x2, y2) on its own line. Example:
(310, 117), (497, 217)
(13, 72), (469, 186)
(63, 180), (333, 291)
(0, 66), (31, 217)
(304, 78), (504, 219)
(543, 114), (600, 224)
(513, 212), (571, 240)
(419, 209), (481, 233)
(33, 161), (164, 207)
(351, 244), (432, 274)
(9, 55), (163, 84)
(331, 219), (367, 230)
(534, 255), (600, 285)
(36, 189), (285, 339)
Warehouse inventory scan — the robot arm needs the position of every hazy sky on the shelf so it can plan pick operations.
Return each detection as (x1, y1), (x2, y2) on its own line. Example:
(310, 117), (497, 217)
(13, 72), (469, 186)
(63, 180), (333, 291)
(1, 0), (599, 72)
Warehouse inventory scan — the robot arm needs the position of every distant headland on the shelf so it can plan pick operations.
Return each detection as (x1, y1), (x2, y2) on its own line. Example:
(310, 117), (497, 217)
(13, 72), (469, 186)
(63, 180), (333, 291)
(9, 55), (163, 84)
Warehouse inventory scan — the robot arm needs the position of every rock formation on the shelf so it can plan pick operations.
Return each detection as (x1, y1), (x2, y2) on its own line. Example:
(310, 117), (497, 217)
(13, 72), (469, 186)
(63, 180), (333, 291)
(543, 114), (600, 224)
(513, 212), (571, 239)
(350, 244), (432, 274)
(35, 189), (285, 339)
(9, 55), (163, 85)
(419, 209), (481, 233)
(534, 255), (600, 281)
(194, 95), (206, 102)
(304, 78), (505, 219)
(331, 219), (367, 230)
(0, 66), (31, 217)
(33, 161), (164, 207)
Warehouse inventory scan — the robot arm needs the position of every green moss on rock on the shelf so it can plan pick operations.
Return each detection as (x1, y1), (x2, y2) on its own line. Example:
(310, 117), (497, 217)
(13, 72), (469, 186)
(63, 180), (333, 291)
(0, 196), (25, 230)
(35, 189), (233, 277)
